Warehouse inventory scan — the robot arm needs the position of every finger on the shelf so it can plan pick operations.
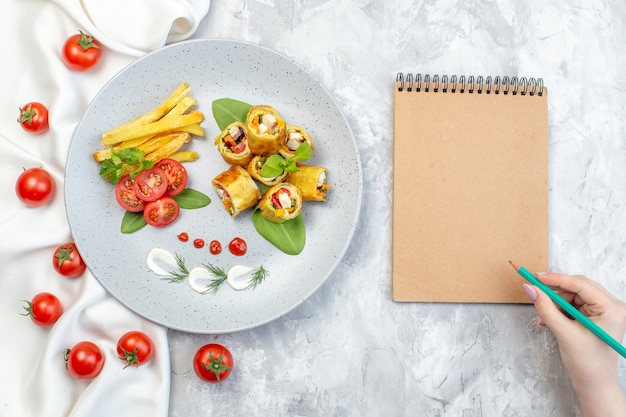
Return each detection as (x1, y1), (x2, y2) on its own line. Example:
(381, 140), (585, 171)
(524, 284), (576, 339)
(534, 272), (609, 308)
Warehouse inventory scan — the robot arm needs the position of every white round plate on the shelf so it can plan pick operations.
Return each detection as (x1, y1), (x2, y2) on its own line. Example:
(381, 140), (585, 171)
(65, 39), (362, 333)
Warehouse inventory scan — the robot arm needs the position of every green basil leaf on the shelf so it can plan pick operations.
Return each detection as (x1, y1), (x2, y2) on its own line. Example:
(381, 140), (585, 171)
(121, 211), (147, 234)
(292, 141), (313, 162)
(212, 98), (253, 131)
(252, 209), (306, 255)
(172, 188), (211, 209)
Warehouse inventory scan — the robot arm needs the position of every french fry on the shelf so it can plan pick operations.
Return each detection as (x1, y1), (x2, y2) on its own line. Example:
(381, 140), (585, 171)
(94, 82), (204, 171)
(144, 131), (191, 162)
(163, 96), (197, 119)
(101, 110), (204, 146)
(169, 150), (199, 162)
(102, 82), (190, 138)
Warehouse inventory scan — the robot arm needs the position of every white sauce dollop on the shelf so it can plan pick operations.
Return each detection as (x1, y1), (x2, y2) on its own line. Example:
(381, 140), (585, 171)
(146, 247), (179, 276)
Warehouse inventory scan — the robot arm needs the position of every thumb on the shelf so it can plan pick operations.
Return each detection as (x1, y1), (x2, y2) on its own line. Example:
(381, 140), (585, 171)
(524, 284), (574, 338)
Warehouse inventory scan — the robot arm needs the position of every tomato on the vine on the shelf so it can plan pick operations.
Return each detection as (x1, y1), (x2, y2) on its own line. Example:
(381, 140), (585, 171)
(154, 158), (187, 196)
(53, 242), (86, 278)
(18, 102), (49, 134)
(62, 31), (102, 71)
(143, 197), (180, 227)
(116, 331), (154, 368)
(193, 343), (233, 383)
(15, 167), (55, 207)
(22, 292), (63, 327)
(65, 341), (104, 380)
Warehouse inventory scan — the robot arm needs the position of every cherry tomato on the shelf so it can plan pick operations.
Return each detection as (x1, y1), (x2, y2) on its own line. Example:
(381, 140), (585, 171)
(65, 341), (105, 380)
(53, 242), (86, 278)
(115, 175), (145, 212)
(193, 343), (233, 383)
(22, 292), (63, 327)
(177, 232), (189, 242)
(143, 197), (180, 227)
(209, 240), (222, 255)
(17, 102), (49, 134)
(228, 237), (247, 256)
(15, 167), (55, 207)
(193, 238), (205, 249)
(116, 331), (154, 368)
(154, 158), (187, 196)
(62, 31), (102, 72)
(133, 167), (169, 202)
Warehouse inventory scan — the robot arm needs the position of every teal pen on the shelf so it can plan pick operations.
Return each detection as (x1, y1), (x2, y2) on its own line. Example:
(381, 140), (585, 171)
(510, 261), (626, 359)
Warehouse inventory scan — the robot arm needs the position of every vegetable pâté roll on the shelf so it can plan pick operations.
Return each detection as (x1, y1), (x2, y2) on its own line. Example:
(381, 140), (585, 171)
(211, 165), (261, 218)
(258, 182), (303, 224)
(214, 122), (253, 167)
(286, 165), (331, 202)
(246, 155), (288, 186)
(245, 105), (286, 156)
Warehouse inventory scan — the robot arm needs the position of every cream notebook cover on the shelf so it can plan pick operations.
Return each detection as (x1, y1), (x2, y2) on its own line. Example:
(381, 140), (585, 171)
(392, 74), (548, 303)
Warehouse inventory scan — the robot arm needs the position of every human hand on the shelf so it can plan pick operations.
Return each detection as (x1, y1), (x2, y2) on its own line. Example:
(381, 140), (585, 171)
(523, 272), (626, 417)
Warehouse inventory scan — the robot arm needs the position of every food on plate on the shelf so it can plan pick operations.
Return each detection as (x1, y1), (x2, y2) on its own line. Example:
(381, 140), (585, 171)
(116, 331), (154, 368)
(245, 105), (286, 155)
(193, 343), (233, 383)
(15, 167), (55, 207)
(22, 292), (63, 327)
(62, 30), (102, 72)
(143, 196), (180, 228)
(132, 166), (169, 202)
(65, 341), (105, 380)
(247, 155), (288, 186)
(17, 102), (49, 134)
(211, 166), (261, 218)
(53, 242), (86, 278)
(209, 240), (222, 254)
(286, 164), (331, 201)
(93, 82), (204, 165)
(279, 125), (314, 159)
(257, 182), (303, 224)
(228, 237), (247, 256)
(214, 122), (253, 166)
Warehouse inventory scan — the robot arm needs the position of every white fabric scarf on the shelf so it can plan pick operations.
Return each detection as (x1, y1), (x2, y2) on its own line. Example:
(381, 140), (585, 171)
(0, 1), (210, 416)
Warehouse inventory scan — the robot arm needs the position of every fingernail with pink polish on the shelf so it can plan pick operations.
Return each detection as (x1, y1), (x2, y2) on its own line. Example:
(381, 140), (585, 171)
(523, 283), (538, 301)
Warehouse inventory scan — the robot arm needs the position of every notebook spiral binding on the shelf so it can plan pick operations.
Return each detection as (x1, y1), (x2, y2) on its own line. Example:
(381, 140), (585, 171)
(396, 73), (544, 96)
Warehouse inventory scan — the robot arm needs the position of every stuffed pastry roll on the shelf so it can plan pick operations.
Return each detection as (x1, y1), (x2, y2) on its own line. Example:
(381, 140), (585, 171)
(258, 182), (303, 224)
(246, 105), (286, 156)
(279, 125), (314, 159)
(211, 166), (261, 218)
(286, 165), (331, 202)
(246, 155), (288, 186)
(214, 122), (253, 166)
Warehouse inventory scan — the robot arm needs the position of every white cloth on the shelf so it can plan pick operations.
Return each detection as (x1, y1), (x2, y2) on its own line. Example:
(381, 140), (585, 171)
(0, 1), (210, 416)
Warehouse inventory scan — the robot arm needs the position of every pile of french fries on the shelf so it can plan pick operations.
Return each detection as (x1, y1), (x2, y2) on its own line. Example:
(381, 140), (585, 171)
(92, 82), (204, 164)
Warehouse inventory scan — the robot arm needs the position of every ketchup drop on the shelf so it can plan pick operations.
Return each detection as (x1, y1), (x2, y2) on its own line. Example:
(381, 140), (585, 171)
(228, 237), (247, 256)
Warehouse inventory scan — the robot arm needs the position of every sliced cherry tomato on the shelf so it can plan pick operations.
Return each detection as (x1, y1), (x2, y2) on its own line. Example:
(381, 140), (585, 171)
(53, 242), (86, 278)
(133, 167), (169, 202)
(209, 240), (222, 255)
(154, 158), (187, 196)
(18, 102), (49, 134)
(65, 341), (105, 380)
(15, 167), (55, 207)
(62, 31), (102, 72)
(193, 343), (233, 383)
(228, 237), (247, 256)
(115, 175), (145, 212)
(116, 331), (154, 368)
(143, 197), (180, 227)
(22, 292), (63, 327)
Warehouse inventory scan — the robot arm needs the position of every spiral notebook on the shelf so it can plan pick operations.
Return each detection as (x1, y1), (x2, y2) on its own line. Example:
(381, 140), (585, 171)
(392, 74), (548, 303)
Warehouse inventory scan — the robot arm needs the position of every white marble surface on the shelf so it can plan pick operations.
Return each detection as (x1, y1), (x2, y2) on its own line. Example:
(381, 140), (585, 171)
(167, 1), (626, 416)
